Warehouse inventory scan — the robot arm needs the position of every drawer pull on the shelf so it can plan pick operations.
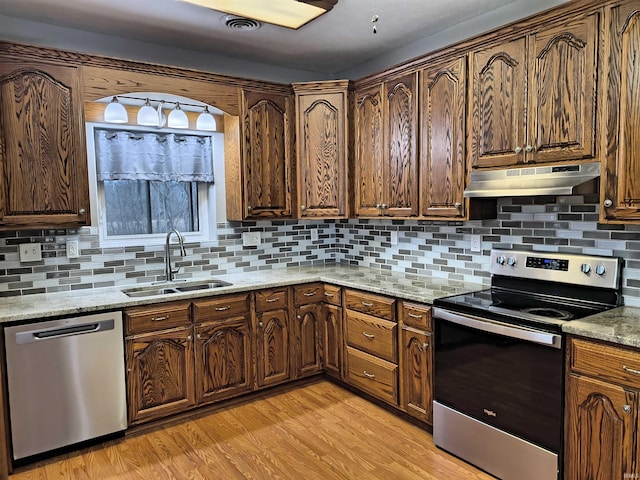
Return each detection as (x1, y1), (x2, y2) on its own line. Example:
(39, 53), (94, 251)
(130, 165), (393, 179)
(361, 301), (374, 307)
(265, 297), (280, 303)
(151, 316), (170, 322)
(408, 312), (423, 319)
(215, 306), (231, 311)
(623, 404), (632, 413)
(303, 292), (316, 297)
(324, 292), (335, 297)
(362, 332), (375, 339)
(363, 371), (375, 379)
(623, 365), (640, 375)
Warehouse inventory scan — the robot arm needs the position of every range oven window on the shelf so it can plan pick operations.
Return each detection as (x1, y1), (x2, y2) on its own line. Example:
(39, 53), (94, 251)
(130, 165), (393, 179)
(434, 318), (563, 453)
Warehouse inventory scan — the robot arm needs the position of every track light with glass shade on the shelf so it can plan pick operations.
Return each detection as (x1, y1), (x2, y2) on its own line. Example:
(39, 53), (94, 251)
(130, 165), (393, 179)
(196, 106), (217, 131)
(136, 98), (159, 126)
(103, 96), (128, 123)
(167, 102), (189, 129)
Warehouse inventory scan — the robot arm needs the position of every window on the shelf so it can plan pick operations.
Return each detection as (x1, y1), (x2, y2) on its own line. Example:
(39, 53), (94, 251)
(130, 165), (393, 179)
(87, 125), (217, 246)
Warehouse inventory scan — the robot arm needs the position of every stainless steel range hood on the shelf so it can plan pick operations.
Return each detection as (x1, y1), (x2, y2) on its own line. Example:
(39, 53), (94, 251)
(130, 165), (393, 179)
(464, 162), (601, 198)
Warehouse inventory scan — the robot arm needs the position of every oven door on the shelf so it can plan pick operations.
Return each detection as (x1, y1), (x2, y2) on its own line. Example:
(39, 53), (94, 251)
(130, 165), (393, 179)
(433, 307), (563, 453)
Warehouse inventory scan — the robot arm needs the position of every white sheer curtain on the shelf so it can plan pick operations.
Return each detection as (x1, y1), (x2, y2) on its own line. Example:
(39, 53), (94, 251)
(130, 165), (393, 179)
(95, 128), (214, 183)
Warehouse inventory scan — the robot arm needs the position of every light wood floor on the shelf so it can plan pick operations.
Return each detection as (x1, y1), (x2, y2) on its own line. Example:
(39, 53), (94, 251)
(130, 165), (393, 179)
(10, 380), (493, 479)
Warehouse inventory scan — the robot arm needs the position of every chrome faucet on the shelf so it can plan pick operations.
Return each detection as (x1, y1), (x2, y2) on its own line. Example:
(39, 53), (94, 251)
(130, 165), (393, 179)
(165, 229), (186, 282)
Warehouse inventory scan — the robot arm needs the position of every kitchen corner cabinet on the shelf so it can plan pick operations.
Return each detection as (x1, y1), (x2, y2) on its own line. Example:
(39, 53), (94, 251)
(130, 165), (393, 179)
(291, 284), (324, 378)
(292, 81), (350, 218)
(0, 61), (89, 228)
(354, 73), (419, 218)
(420, 56), (467, 219)
(399, 301), (433, 424)
(227, 89), (294, 221)
(322, 284), (343, 379)
(469, 11), (598, 169)
(255, 288), (291, 388)
(601, 0), (640, 223)
(565, 336), (639, 479)
(124, 301), (195, 425)
(193, 294), (253, 405)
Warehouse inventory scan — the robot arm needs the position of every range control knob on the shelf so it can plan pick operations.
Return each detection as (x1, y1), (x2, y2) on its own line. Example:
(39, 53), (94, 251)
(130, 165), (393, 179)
(595, 264), (607, 276)
(496, 256), (506, 265)
(507, 257), (517, 266)
(580, 263), (592, 274)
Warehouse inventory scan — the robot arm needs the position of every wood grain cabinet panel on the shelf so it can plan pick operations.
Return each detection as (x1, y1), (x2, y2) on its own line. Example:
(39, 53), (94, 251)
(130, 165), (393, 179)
(125, 326), (196, 425)
(293, 81), (350, 218)
(255, 307), (291, 388)
(420, 56), (467, 219)
(470, 11), (598, 169)
(323, 302), (343, 379)
(401, 326), (432, 424)
(0, 61), (89, 228)
(601, 0), (640, 222)
(292, 303), (323, 378)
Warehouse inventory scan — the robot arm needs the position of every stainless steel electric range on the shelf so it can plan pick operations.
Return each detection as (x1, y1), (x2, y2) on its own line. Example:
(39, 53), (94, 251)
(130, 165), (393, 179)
(432, 249), (623, 480)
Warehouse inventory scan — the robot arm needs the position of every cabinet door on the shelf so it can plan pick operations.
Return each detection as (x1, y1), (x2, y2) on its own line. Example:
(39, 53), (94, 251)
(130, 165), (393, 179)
(195, 317), (253, 405)
(241, 90), (293, 218)
(293, 303), (323, 378)
(0, 62), (89, 227)
(295, 83), (349, 218)
(354, 84), (384, 216)
(125, 326), (195, 425)
(528, 12), (598, 163)
(421, 56), (466, 218)
(255, 308), (291, 388)
(401, 326), (432, 424)
(469, 37), (527, 168)
(601, 2), (640, 222)
(565, 373), (637, 480)
(384, 73), (419, 217)
(323, 303), (343, 379)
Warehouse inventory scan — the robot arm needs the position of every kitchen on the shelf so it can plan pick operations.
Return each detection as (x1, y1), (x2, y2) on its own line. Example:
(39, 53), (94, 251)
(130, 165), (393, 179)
(0, 0), (640, 478)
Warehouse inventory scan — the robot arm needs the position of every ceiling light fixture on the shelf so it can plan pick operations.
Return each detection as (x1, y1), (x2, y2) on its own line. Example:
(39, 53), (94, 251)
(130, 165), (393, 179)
(181, 0), (338, 29)
(102, 95), (218, 131)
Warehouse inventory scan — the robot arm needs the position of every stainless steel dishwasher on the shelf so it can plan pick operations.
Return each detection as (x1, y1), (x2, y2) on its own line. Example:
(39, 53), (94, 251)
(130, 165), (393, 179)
(4, 311), (127, 460)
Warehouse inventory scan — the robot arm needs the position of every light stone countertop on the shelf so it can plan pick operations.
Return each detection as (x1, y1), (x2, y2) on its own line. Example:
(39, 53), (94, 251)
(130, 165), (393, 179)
(562, 306), (640, 348)
(0, 265), (485, 324)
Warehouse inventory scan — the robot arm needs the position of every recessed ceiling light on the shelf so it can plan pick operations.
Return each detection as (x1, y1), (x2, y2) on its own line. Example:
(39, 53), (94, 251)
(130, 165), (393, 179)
(181, 0), (337, 29)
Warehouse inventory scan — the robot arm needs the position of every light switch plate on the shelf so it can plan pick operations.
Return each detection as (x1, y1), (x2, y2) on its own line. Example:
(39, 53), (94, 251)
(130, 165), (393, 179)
(19, 243), (42, 262)
(242, 231), (261, 247)
(470, 234), (482, 253)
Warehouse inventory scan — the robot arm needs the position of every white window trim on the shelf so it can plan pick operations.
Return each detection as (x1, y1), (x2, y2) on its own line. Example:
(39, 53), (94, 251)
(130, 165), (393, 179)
(86, 122), (217, 248)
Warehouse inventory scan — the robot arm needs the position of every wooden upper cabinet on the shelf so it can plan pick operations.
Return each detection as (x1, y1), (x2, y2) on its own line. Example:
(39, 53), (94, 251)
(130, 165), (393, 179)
(293, 81), (350, 218)
(230, 89), (293, 220)
(354, 73), (419, 218)
(470, 11), (598, 169)
(421, 56), (467, 218)
(0, 61), (89, 228)
(601, 0), (640, 222)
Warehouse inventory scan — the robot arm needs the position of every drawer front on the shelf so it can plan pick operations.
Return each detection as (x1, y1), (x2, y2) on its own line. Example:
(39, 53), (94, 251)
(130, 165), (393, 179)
(255, 288), (288, 312)
(400, 301), (432, 331)
(193, 293), (251, 321)
(293, 283), (324, 305)
(347, 346), (398, 405)
(570, 337), (640, 386)
(345, 310), (397, 363)
(124, 301), (192, 336)
(345, 289), (395, 320)
(323, 284), (342, 306)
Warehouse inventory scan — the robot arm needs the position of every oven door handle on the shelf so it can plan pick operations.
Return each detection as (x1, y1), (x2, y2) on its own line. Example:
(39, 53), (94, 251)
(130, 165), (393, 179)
(433, 307), (562, 349)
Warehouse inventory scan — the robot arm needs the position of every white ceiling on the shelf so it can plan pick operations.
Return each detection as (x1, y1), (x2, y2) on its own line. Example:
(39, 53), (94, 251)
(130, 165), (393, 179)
(0, 0), (568, 76)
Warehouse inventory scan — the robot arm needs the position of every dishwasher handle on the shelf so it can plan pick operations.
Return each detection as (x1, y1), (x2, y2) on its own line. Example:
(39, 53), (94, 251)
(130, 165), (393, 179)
(15, 319), (115, 345)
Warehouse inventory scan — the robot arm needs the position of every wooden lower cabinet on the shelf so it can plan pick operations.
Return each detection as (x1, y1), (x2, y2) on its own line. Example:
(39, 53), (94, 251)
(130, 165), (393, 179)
(292, 303), (323, 378)
(323, 303), (343, 379)
(401, 326), (432, 423)
(256, 307), (291, 388)
(126, 326), (196, 425)
(565, 336), (640, 479)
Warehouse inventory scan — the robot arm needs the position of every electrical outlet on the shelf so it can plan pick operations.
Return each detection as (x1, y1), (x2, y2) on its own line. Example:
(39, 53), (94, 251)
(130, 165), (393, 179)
(470, 234), (482, 253)
(242, 231), (261, 247)
(390, 231), (399, 245)
(310, 229), (319, 241)
(19, 243), (42, 262)
(66, 240), (80, 258)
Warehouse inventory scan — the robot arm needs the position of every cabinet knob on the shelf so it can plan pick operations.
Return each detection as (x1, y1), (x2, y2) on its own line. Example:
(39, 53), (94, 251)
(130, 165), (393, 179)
(423, 342), (429, 349)
(376, 203), (381, 209)
(381, 204), (388, 209)
(297, 315), (302, 320)
(78, 208), (86, 215)
(247, 206), (252, 211)
(623, 404), (632, 413)
(187, 335), (192, 341)
(258, 321), (263, 328)
(197, 333), (202, 340)
(300, 205), (306, 211)
(514, 146), (522, 154)
(604, 199), (613, 208)
(525, 144), (534, 153)
(454, 202), (462, 209)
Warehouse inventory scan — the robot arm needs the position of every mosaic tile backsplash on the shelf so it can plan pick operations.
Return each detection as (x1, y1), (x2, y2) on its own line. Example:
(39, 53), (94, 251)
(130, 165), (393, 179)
(2, 194), (640, 307)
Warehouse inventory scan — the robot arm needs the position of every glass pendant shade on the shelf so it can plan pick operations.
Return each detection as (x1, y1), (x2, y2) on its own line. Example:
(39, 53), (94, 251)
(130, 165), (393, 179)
(196, 106), (217, 131)
(137, 99), (159, 126)
(104, 97), (128, 123)
(167, 103), (189, 129)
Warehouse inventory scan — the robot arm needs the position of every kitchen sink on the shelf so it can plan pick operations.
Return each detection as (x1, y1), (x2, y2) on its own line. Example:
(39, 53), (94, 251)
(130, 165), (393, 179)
(122, 280), (232, 297)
